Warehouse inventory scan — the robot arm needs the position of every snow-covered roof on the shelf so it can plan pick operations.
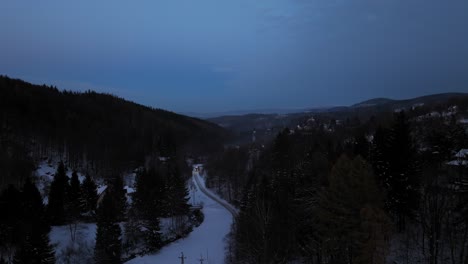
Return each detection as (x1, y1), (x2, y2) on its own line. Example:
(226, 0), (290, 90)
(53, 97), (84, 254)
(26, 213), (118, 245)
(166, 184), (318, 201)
(447, 160), (468, 166)
(455, 149), (468, 158)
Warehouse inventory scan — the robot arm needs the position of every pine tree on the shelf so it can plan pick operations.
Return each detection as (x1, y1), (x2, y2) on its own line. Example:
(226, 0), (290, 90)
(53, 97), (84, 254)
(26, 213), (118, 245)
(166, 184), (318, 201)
(370, 126), (390, 190)
(94, 221), (122, 264)
(46, 161), (69, 225)
(14, 178), (55, 264)
(108, 176), (127, 221)
(80, 174), (98, 216)
(94, 184), (122, 264)
(0, 185), (22, 261)
(133, 169), (164, 251)
(385, 112), (420, 231)
(21, 177), (49, 234)
(67, 171), (82, 221)
(167, 165), (190, 216)
(13, 233), (55, 264)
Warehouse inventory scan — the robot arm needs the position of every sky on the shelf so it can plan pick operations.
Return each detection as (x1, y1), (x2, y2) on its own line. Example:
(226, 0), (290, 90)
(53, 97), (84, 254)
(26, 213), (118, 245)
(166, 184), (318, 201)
(1, 0), (468, 113)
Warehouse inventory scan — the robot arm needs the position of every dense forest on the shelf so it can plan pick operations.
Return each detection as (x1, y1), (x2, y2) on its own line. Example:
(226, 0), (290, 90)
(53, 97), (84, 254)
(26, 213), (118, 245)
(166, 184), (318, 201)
(0, 75), (226, 188)
(2, 75), (468, 263)
(0, 76), (220, 263)
(206, 98), (468, 263)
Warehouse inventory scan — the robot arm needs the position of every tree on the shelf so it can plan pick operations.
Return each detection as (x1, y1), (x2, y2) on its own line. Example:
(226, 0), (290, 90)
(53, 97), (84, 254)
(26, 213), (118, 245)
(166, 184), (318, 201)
(46, 161), (69, 225)
(13, 178), (55, 264)
(68, 171), (81, 207)
(66, 171), (82, 241)
(315, 155), (389, 264)
(0, 185), (23, 262)
(80, 174), (98, 217)
(108, 176), (126, 221)
(94, 184), (122, 264)
(167, 165), (190, 216)
(133, 169), (164, 251)
(385, 112), (420, 231)
(13, 232), (55, 264)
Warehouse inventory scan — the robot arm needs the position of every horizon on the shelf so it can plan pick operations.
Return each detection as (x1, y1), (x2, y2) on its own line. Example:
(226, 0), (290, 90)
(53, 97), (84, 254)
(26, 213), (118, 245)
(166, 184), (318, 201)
(3, 73), (467, 116)
(1, 0), (468, 113)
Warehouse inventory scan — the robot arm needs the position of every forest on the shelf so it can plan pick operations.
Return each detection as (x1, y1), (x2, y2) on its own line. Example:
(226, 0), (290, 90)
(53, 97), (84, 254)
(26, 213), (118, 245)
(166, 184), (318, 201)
(0, 75), (226, 188)
(0, 76), (221, 263)
(2, 76), (468, 263)
(205, 98), (468, 264)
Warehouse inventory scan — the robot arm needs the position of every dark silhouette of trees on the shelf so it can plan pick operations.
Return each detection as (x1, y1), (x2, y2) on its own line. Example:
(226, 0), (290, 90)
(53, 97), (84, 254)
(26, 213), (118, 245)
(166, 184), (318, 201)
(1, 178), (55, 264)
(94, 183), (123, 264)
(46, 161), (69, 225)
(315, 155), (389, 264)
(384, 112), (420, 231)
(0, 75), (226, 186)
(80, 174), (98, 217)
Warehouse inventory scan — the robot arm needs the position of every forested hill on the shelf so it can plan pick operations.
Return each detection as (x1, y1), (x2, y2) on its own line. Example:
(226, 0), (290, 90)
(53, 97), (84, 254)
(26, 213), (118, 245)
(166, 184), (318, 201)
(0, 75), (227, 184)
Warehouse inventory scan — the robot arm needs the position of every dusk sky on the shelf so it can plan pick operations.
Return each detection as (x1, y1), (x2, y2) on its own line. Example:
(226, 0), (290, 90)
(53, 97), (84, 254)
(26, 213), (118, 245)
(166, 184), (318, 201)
(1, 0), (468, 113)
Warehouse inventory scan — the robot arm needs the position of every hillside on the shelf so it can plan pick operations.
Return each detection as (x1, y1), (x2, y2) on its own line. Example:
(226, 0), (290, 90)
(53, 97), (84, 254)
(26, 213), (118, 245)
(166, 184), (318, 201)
(352, 93), (468, 109)
(207, 92), (468, 144)
(0, 76), (227, 186)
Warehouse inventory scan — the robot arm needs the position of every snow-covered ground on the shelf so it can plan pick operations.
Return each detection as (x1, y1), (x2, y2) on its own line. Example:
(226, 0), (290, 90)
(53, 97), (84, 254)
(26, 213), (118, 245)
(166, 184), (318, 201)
(50, 223), (97, 264)
(126, 166), (234, 264)
(36, 161), (233, 263)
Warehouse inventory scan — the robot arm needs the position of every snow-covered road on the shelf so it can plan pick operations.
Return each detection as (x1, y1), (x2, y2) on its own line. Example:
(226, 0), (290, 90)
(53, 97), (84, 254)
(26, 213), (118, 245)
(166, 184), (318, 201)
(126, 167), (234, 264)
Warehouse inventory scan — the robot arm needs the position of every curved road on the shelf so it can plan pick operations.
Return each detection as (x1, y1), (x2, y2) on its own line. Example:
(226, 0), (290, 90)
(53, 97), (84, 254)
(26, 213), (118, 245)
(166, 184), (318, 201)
(126, 167), (235, 264)
(193, 172), (238, 218)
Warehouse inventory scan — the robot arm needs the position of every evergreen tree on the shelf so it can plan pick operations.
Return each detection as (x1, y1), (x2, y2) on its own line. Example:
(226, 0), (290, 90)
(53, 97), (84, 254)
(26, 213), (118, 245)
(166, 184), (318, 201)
(133, 168), (164, 251)
(46, 161), (69, 225)
(167, 165), (190, 216)
(13, 233), (55, 264)
(14, 178), (55, 264)
(94, 184), (122, 264)
(370, 126), (390, 190)
(21, 177), (49, 234)
(80, 174), (98, 216)
(0, 185), (22, 260)
(385, 112), (420, 231)
(66, 171), (82, 221)
(108, 176), (127, 221)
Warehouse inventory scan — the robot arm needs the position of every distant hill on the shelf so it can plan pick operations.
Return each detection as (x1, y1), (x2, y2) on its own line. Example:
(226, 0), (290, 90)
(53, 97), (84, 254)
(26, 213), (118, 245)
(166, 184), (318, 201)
(206, 92), (468, 144)
(0, 75), (227, 184)
(183, 107), (314, 119)
(352, 93), (468, 109)
(352, 98), (396, 108)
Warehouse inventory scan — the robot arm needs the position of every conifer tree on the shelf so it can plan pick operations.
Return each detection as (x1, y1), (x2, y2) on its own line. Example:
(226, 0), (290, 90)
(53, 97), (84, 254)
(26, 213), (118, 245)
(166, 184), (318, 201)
(13, 233), (55, 264)
(133, 168), (164, 251)
(385, 112), (420, 231)
(46, 161), (69, 225)
(0, 185), (22, 261)
(67, 171), (82, 221)
(80, 174), (98, 216)
(94, 184), (122, 264)
(167, 165), (190, 216)
(108, 176), (127, 221)
(14, 178), (55, 264)
(21, 177), (49, 234)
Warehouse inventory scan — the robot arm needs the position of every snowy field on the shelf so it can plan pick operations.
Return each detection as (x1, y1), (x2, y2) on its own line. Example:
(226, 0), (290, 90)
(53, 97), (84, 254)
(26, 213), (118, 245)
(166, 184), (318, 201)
(126, 167), (234, 264)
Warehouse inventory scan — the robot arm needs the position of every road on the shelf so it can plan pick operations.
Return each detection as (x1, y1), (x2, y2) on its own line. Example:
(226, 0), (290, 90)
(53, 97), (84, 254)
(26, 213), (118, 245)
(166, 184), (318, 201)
(193, 172), (238, 218)
(126, 167), (234, 264)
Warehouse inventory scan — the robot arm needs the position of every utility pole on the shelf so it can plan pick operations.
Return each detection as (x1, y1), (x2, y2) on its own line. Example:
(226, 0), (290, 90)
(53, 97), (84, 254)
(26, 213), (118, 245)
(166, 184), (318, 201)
(198, 255), (205, 264)
(179, 252), (186, 264)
